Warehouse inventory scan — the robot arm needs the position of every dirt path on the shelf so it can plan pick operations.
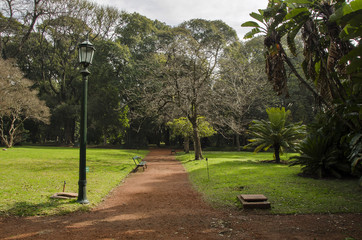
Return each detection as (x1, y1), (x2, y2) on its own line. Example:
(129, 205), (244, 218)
(1, 148), (361, 239)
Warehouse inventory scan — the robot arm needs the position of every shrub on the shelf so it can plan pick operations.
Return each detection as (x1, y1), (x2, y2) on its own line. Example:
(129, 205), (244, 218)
(290, 112), (361, 179)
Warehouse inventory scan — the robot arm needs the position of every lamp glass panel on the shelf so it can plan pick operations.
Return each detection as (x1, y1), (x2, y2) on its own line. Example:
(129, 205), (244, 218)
(85, 47), (94, 64)
(79, 45), (88, 63)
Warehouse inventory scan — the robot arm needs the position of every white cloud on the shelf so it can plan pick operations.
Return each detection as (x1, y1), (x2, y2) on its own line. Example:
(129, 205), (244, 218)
(91, 0), (268, 39)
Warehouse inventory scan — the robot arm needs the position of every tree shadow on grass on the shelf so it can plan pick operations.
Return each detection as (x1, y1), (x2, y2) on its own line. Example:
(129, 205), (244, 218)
(5, 199), (87, 216)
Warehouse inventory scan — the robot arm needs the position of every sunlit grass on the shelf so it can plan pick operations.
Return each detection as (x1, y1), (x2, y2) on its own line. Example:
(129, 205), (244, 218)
(178, 151), (362, 214)
(0, 146), (148, 216)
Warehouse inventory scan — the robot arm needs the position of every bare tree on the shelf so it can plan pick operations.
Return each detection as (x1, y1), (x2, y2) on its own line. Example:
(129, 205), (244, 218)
(211, 37), (278, 150)
(0, 58), (50, 147)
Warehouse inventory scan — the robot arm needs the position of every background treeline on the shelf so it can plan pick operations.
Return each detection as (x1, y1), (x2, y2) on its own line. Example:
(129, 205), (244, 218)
(0, 0), (316, 150)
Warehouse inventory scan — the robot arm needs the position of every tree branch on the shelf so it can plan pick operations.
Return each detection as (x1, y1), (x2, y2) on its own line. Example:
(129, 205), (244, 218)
(280, 46), (331, 109)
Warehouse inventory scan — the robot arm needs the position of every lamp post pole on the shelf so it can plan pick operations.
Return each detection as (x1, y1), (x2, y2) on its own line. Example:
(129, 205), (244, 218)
(77, 67), (90, 204)
(77, 37), (95, 204)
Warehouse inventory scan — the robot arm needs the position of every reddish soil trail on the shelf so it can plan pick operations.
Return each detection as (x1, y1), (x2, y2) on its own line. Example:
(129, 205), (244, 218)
(0, 148), (361, 239)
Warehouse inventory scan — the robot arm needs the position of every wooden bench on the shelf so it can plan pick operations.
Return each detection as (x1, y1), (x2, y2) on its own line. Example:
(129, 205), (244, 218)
(171, 149), (176, 154)
(132, 156), (147, 172)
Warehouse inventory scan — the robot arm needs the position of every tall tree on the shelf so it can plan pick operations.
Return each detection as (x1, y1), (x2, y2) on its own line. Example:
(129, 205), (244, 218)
(13, 0), (120, 144)
(211, 37), (279, 150)
(144, 19), (237, 159)
(115, 12), (171, 147)
(0, 58), (50, 147)
(87, 39), (131, 144)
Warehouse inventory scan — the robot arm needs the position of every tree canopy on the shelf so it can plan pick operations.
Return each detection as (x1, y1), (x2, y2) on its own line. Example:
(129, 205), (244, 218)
(0, 0), (325, 159)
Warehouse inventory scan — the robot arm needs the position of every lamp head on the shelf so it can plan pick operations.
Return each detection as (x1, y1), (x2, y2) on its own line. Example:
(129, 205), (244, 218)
(78, 37), (95, 67)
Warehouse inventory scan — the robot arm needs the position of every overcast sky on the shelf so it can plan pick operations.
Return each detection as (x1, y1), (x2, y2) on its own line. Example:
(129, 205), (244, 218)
(91, 0), (269, 39)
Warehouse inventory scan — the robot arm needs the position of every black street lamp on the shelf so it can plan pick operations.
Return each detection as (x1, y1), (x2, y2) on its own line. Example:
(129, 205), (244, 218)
(77, 36), (95, 204)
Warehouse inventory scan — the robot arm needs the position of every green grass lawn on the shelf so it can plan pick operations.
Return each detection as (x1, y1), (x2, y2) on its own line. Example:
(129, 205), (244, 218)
(0, 146), (148, 216)
(178, 151), (362, 214)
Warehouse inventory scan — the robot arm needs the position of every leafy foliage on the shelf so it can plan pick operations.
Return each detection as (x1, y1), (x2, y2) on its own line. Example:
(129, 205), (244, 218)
(291, 110), (361, 179)
(167, 116), (216, 153)
(292, 112), (356, 178)
(167, 117), (216, 139)
(87, 40), (131, 144)
(242, 0), (361, 104)
(349, 134), (362, 176)
(1, 0), (124, 145)
(290, 135), (344, 178)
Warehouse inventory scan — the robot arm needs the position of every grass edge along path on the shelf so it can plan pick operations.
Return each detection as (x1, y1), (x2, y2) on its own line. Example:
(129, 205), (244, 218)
(0, 146), (148, 216)
(178, 151), (362, 214)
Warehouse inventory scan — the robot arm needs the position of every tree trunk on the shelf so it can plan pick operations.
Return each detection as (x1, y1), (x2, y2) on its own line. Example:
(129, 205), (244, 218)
(274, 144), (281, 163)
(0, 34), (3, 58)
(165, 129), (170, 146)
(184, 136), (190, 153)
(8, 134), (14, 148)
(192, 124), (203, 160)
(103, 129), (107, 145)
(64, 118), (74, 145)
(0, 133), (10, 148)
(5, 117), (18, 148)
(235, 133), (241, 151)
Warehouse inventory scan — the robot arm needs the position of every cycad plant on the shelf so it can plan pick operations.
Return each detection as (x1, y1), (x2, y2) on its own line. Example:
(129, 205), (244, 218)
(245, 107), (306, 163)
(289, 134), (347, 178)
(290, 112), (358, 179)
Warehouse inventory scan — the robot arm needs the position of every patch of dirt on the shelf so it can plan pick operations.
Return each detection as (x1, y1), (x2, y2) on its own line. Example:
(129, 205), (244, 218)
(0, 149), (361, 239)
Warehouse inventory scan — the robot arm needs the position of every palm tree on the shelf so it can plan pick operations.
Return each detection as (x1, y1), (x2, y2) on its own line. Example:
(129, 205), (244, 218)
(245, 107), (306, 163)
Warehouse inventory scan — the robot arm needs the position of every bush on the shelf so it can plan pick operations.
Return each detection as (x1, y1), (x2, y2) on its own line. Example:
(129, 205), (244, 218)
(290, 112), (361, 179)
(290, 134), (350, 178)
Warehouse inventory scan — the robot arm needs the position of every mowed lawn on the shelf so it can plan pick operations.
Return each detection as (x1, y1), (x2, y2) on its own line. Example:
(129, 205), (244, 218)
(178, 151), (362, 214)
(0, 146), (148, 216)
